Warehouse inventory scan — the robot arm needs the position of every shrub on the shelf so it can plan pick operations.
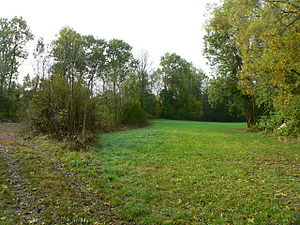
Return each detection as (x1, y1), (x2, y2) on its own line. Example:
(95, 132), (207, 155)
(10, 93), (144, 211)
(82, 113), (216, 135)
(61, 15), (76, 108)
(25, 75), (97, 148)
(123, 102), (148, 126)
(259, 110), (300, 137)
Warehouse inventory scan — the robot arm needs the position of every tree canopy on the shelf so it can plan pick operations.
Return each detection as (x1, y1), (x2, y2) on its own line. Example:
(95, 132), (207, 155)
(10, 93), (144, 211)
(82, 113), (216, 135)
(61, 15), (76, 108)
(0, 16), (33, 118)
(204, 0), (300, 135)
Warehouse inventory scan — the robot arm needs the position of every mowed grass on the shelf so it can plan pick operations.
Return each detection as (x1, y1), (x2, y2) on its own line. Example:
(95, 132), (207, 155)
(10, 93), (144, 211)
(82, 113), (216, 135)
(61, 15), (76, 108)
(91, 120), (299, 224)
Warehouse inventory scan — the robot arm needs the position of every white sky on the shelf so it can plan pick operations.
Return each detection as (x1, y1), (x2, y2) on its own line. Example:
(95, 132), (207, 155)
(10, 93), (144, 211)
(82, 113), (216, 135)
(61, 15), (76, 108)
(1, 0), (220, 80)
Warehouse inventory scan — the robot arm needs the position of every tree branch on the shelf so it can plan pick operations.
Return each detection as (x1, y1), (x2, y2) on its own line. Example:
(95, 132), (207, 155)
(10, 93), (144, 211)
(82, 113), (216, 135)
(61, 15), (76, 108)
(266, 0), (300, 11)
(280, 16), (300, 34)
(291, 69), (300, 76)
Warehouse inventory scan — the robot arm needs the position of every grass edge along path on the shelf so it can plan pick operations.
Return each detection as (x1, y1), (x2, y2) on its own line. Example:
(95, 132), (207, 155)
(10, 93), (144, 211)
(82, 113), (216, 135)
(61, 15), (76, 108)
(0, 123), (125, 225)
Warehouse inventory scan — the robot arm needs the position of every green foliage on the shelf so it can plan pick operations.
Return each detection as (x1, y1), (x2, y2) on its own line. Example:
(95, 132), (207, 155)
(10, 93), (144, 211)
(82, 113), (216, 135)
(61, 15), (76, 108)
(123, 102), (147, 126)
(204, 2), (259, 128)
(52, 27), (86, 77)
(205, 0), (300, 135)
(99, 39), (136, 128)
(27, 27), (96, 143)
(235, 0), (299, 135)
(260, 97), (300, 136)
(182, 95), (204, 120)
(157, 53), (205, 120)
(1, 17), (212, 133)
(141, 93), (157, 117)
(0, 82), (23, 119)
(94, 91), (116, 130)
(26, 27), (146, 143)
(26, 75), (96, 148)
(0, 16), (33, 118)
(208, 77), (243, 115)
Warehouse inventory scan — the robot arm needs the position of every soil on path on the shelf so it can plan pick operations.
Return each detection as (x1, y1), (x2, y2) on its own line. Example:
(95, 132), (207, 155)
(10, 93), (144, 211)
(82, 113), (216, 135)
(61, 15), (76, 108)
(0, 123), (126, 224)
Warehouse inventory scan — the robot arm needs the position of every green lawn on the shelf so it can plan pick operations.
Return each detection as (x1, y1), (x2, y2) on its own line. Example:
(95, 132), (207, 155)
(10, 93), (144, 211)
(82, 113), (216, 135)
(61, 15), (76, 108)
(65, 120), (299, 224)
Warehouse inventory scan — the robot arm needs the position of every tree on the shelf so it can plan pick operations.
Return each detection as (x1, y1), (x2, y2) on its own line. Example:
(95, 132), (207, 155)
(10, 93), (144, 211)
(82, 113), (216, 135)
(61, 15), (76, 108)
(204, 1), (259, 128)
(237, 0), (300, 134)
(52, 27), (86, 80)
(135, 51), (157, 117)
(104, 39), (135, 126)
(27, 27), (98, 147)
(205, 0), (300, 135)
(52, 27), (87, 133)
(207, 76), (244, 119)
(32, 38), (52, 88)
(0, 16), (33, 118)
(157, 53), (205, 120)
(84, 35), (107, 94)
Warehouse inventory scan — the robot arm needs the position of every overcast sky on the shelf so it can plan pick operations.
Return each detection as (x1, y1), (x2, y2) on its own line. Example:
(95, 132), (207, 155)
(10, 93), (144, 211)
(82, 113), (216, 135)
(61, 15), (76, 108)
(1, 0), (220, 79)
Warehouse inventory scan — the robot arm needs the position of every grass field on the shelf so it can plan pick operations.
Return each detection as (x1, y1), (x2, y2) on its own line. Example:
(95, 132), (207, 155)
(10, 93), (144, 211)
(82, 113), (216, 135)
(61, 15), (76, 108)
(2, 120), (298, 224)
(62, 119), (299, 224)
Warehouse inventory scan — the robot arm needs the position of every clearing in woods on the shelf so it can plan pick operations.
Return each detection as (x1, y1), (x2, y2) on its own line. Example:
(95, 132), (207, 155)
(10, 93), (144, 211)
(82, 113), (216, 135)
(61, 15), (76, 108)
(0, 120), (299, 224)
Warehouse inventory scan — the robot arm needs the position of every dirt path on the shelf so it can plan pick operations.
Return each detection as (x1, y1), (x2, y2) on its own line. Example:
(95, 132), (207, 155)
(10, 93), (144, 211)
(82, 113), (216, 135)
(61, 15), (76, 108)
(0, 124), (42, 223)
(0, 123), (126, 224)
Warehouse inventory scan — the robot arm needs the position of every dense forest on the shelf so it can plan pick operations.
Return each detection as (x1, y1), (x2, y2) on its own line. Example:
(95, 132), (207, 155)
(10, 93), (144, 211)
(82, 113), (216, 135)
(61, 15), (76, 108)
(0, 0), (299, 146)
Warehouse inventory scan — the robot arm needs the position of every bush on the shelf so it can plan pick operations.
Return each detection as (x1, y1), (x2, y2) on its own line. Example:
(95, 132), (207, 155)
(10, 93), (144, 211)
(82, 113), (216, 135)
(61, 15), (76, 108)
(123, 102), (148, 126)
(25, 75), (97, 148)
(259, 110), (300, 137)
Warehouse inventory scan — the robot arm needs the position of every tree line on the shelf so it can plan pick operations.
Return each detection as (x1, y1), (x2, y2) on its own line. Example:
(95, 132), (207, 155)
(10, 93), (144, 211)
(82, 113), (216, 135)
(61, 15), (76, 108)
(1, 1), (298, 146)
(1, 17), (234, 147)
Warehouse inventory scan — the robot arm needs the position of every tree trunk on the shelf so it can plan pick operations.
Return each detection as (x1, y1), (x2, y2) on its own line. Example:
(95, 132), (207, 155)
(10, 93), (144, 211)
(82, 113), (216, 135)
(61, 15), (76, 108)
(243, 95), (258, 128)
(82, 100), (87, 143)
(113, 80), (117, 127)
